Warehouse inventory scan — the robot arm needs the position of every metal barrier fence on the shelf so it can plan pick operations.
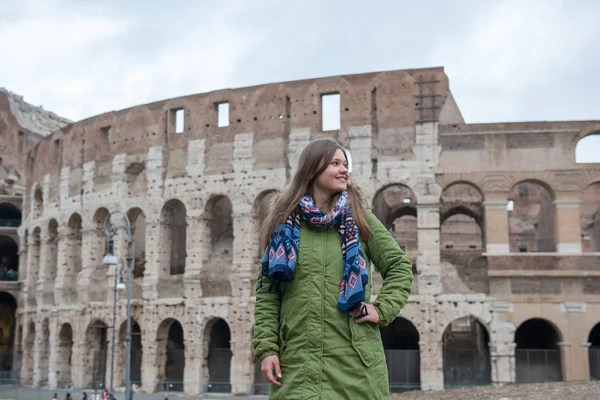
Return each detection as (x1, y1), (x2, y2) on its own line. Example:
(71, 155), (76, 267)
(590, 348), (600, 381)
(443, 348), (491, 388)
(515, 349), (562, 384)
(384, 349), (421, 392)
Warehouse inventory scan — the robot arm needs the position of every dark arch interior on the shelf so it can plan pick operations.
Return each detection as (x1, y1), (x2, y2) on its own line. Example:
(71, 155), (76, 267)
(0, 204), (21, 227)
(589, 323), (600, 381)
(0, 236), (18, 281)
(515, 319), (560, 349)
(119, 320), (142, 385)
(166, 320), (185, 385)
(207, 319), (232, 392)
(588, 323), (600, 347)
(381, 318), (420, 350)
(0, 292), (16, 371)
(442, 317), (491, 388)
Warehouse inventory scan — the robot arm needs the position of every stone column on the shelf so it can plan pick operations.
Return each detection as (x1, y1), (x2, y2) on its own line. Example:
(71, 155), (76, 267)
(229, 310), (253, 395)
(48, 318), (59, 388)
(54, 226), (70, 305)
(36, 230), (49, 306)
(78, 223), (101, 303)
(182, 319), (202, 394)
(142, 216), (160, 301)
(71, 337), (87, 388)
(231, 205), (255, 299)
(484, 195), (510, 254)
(140, 312), (157, 393)
(554, 196), (582, 253)
(184, 204), (204, 301)
(581, 342), (592, 381)
(416, 203), (442, 295)
(21, 317), (35, 386)
(557, 342), (571, 381)
(419, 337), (443, 390)
(490, 342), (516, 385)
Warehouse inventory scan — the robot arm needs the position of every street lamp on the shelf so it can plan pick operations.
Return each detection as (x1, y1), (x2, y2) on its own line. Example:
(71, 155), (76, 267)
(107, 257), (125, 396)
(103, 211), (133, 400)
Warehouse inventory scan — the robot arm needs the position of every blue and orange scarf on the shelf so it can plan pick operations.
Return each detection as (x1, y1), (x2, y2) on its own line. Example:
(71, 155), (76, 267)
(261, 191), (368, 312)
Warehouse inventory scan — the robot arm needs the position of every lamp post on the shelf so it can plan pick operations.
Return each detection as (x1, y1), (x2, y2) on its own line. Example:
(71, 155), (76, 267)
(103, 211), (133, 400)
(107, 258), (125, 395)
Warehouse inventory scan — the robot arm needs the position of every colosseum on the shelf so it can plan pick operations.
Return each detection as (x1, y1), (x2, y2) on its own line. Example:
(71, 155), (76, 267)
(0, 67), (599, 395)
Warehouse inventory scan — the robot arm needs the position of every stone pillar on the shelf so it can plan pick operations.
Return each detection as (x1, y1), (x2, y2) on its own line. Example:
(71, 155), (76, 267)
(54, 227), (69, 305)
(490, 342), (516, 386)
(416, 203), (442, 295)
(71, 337), (87, 388)
(581, 342), (592, 381)
(32, 328), (44, 385)
(48, 318), (59, 388)
(554, 196), (582, 253)
(78, 223), (101, 303)
(484, 195), (510, 254)
(21, 317), (35, 386)
(557, 342), (571, 381)
(140, 313), (157, 393)
(231, 206), (255, 299)
(184, 204), (204, 301)
(182, 319), (202, 394)
(229, 310), (253, 395)
(419, 337), (443, 390)
(142, 216), (160, 301)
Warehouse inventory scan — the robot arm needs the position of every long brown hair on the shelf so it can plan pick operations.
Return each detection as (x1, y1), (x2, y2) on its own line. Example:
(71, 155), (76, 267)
(259, 138), (372, 251)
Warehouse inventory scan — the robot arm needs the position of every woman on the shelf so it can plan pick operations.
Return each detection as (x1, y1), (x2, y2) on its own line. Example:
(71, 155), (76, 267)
(253, 138), (413, 399)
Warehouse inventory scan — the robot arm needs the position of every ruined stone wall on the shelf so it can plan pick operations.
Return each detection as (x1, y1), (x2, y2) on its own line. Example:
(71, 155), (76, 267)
(12, 68), (600, 393)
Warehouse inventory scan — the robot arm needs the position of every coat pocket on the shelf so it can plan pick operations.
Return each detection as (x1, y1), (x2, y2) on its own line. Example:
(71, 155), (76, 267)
(349, 319), (376, 367)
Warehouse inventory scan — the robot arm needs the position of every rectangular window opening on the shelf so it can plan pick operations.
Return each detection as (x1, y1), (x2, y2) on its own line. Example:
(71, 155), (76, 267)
(218, 102), (230, 127)
(322, 93), (341, 131)
(101, 126), (111, 136)
(175, 109), (184, 133)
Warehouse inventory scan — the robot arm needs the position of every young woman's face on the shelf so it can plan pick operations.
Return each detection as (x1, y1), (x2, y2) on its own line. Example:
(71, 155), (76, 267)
(313, 148), (349, 196)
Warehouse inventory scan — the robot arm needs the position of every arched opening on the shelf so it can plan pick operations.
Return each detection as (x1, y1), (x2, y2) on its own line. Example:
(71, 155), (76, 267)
(83, 320), (108, 389)
(0, 203), (21, 227)
(0, 292), (16, 375)
(37, 319), (50, 385)
(440, 183), (484, 249)
(587, 323), (600, 380)
(160, 200), (187, 276)
(127, 208), (146, 279)
(88, 209), (109, 302)
(24, 321), (35, 384)
(0, 236), (18, 281)
(156, 319), (185, 392)
(32, 187), (43, 219)
(46, 220), (58, 281)
(117, 319), (142, 386)
(373, 184), (418, 294)
(581, 182), (600, 252)
(381, 318), (420, 392)
(205, 318), (232, 393)
(515, 318), (562, 383)
(253, 190), (278, 258)
(508, 181), (556, 252)
(442, 316), (491, 388)
(576, 133), (600, 163)
(57, 323), (73, 387)
(203, 196), (233, 297)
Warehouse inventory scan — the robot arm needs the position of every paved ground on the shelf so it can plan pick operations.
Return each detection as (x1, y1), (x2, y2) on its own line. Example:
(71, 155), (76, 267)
(391, 381), (600, 400)
(1, 381), (599, 400)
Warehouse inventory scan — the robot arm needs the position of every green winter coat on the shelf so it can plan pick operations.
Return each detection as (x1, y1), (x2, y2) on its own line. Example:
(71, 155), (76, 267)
(253, 209), (414, 400)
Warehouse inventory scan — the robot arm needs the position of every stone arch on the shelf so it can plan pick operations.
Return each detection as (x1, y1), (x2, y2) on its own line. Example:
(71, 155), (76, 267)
(380, 317), (421, 392)
(117, 319), (142, 386)
(46, 219), (59, 281)
(83, 319), (108, 389)
(159, 200), (187, 276)
(57, 323), (73, 387)
(515, 318), (563, 383)
(156, 318), (185, 391)
(575, 132), (600, 163)
(508, 180), (556, 252)
(442, 315), (491, 388)
(202, 195), (233, 297)
(23, 320), (35, 385)
(32, 185), (43, 219)
(252, 189), (279, 256)
(0, 203), (21, 228)
(0, 292), (16, 374)
(440, 182), (485, 250)
(588, 322), (600, 380)
(203, 318), (232, 393)
(37, 318), (50, 385)
(0, 235), (18, 282)
(127, 208), (146, 279)
(581, 182), (600, 252)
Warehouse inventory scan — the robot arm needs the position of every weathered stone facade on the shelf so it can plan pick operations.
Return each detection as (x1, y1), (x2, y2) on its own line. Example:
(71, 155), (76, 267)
(1, 68), (599, 394)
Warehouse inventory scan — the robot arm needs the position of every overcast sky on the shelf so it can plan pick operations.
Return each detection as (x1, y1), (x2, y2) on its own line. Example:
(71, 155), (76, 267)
(1, 0), (599, 159)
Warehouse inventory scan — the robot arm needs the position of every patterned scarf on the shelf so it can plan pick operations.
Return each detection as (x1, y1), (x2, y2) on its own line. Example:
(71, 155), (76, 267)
(261, 191), (368, 312)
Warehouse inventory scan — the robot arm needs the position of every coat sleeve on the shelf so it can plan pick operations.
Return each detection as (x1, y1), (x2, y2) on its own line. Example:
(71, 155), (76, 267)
(253, 267), (282, 361)
(365, 209), (414, 327)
